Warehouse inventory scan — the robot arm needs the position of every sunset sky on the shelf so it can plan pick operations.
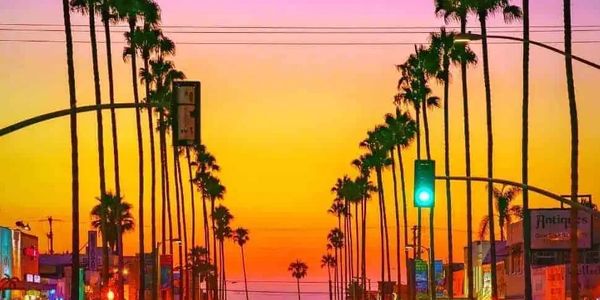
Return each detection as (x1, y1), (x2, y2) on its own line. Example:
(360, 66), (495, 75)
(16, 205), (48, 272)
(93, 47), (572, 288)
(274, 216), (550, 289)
(1, 0), (599, 295)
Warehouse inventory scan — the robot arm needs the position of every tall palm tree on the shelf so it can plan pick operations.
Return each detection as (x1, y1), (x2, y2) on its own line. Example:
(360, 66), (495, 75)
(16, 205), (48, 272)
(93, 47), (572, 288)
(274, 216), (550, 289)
(192, 144), (221, 253)
(563, 0), (579, 297)
(202, 175), (226, 298)
(233, 228), (250, 300)
(173, 150), (188, 299)
(521, 0), (532, 298)
(117, 1), (159, 297)
(434, 2), (478, 297)
(385, 108), (417, 289)
(61, 1), (80, 299)
(288, 260), (308, 300)
(188, 246), (214, 300)
(429, 28), (477, 298)
(328, 228), (344, 300)
(468, 2), (521, 298)
(359, 129), (392, 297)
(91, 193), (136, 251)
(321, 253), (336, 300)
(213, 205), (233, 300)
(70, 0), (107, 198)
(478, 185), (523, 240)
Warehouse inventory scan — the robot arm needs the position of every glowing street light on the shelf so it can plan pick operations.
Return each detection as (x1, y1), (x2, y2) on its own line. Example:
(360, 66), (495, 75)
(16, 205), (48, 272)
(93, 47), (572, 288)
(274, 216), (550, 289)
(107, 290), (115, 300)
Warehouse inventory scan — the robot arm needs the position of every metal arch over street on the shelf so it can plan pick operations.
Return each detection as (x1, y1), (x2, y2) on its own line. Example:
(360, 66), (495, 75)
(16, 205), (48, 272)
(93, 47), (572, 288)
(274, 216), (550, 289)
(0, 102), (153, 137)
(435, 175), (600, 217)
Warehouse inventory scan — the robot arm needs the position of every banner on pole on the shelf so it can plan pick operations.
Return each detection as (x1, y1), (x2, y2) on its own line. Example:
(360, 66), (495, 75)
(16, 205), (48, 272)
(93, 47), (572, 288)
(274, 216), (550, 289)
(172, 81), (201, 147)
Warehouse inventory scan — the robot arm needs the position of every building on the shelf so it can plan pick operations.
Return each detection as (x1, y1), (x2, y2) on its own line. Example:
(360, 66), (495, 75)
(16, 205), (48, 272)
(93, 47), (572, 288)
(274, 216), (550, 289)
(0, 226), (55, 300)
(504, 208), (600, 299)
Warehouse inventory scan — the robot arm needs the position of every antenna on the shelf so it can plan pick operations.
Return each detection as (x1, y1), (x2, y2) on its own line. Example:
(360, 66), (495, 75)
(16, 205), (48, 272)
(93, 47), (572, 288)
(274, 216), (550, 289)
(36, 216), (64, 254)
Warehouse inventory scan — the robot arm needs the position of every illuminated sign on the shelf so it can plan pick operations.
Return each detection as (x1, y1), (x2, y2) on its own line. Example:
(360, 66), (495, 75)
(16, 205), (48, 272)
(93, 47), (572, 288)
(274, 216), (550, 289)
(172, 81), (201, 147)
(23, 246), (39, 259)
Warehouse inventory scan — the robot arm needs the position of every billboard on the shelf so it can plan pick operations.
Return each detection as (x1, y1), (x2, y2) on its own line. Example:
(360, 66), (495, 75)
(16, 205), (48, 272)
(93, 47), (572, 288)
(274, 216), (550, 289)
(531, 209), (592, 249)
(0, 227), (12, 278)
(414, 259), (428, 296)
(160, 255), (173, 291)
(172, 81), (201, 147)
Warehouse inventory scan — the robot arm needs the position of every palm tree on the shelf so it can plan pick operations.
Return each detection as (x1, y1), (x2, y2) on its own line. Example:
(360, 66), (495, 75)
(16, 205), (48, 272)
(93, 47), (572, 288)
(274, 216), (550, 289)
(61, 1), (80, 299)
(192, 144), (221, 252)
(173, 149), (189, 299)
(478, 185), (523, 240)
(213, 205), (233, 300)
(321, 253), (336, 300)
(468, 2), (521, 298)
(200, 173), (225, 297)
(429, 28), (477, 298)
(434, 2), (479, 298)
(521, 0), (532, 298)
(70, 0), (107, 199)
(188, 246), (214, 300)
(351, 174), (376, 299)
(233, 227), (250, 300)
(563, 0), (579, 297)
(385, 108), (417, 288)
(117, 1), (159, 297)
(328, 228), (344, 300)
(91, 193), (136, 252)
(288, 259), (308, 300)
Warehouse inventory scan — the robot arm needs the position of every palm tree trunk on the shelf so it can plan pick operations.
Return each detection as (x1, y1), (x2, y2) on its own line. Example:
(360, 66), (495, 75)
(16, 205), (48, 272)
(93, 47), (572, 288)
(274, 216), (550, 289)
(202, 192), (210, 254)
(361, 197), (367, 300)
(429, 209), (436, 300)
(186, 148), (196, 250)
(397, 146), (411, 298)
(421, 100), (432, 160)
(334, 248), (339, 300)
(389, 148), (402, 289)
(101, 7), (117, 288)
(241, 246), (249, 300)
(173, 148), (185, 299)
(442, 57), (453, 299)
(160, 119), (167, 255)
(415, 106), (423, 258)
(460, 16), (475, 300)
(143, 55), (159, 300)
(328, 265), (333, 300)
(297, 278), (301, 300)
(522, 1), (532, 299)
(564, 0), (579, 298)
(354, 203), (359, 282)
(211, 199), (219, 299)
(62, 3), (79, 299)
(478, 13), (498, 299)
(221, 240), (227, 300)
(128, 18), (146, 300)
(176, 156), (190, 299)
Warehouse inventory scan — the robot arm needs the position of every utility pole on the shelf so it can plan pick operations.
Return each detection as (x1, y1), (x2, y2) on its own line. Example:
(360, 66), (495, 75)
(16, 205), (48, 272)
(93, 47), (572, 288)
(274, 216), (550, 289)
(411, 225), (418, 300)
(48, 216), (54, 254)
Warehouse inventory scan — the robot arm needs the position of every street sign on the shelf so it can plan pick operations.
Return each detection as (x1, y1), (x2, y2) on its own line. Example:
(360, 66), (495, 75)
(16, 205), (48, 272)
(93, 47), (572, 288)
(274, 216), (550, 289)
(414, 160), (435, 208)
(172, 81), (201, 147)
(530, 208), (592, 249)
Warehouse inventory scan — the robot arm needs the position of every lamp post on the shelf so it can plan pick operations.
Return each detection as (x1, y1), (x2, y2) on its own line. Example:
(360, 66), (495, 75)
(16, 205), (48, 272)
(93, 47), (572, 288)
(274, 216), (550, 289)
(406, 244), (435, 300)
(155, 238), (181, 300)
(455, 32), (600, 70)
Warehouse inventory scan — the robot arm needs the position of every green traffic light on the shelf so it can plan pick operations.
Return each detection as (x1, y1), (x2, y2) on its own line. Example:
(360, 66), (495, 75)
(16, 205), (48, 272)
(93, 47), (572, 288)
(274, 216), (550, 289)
(414, 160), (435, 208)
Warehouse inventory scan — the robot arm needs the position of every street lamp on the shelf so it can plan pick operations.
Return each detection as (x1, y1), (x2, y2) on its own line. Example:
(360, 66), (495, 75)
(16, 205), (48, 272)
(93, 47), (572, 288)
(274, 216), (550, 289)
(15, 221), (31, 231)
(454, 32), (600, 70)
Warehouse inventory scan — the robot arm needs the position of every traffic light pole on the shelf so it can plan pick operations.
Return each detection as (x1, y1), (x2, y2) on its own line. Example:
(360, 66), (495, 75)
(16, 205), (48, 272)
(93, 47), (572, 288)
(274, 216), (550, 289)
(0, 102), (153, 137)
(435, 175), (599, 217)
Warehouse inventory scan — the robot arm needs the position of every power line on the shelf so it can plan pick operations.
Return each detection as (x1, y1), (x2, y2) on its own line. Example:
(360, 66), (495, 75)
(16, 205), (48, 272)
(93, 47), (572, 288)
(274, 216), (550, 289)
(2, 28), (600, 34)
(1, 39), (599, 46)
(1, 22), (600, 29)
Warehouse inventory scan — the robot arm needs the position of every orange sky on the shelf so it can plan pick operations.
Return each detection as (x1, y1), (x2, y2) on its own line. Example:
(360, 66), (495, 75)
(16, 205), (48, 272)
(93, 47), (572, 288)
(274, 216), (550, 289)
(1, 0), (600, 284)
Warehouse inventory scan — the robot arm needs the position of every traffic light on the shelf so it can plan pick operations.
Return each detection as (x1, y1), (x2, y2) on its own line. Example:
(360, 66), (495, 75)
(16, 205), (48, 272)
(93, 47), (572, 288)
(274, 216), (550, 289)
(414, 160), (435, 208)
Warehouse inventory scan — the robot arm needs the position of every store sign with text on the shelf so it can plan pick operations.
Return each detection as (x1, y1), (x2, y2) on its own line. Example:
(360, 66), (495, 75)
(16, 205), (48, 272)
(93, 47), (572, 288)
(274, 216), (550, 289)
(530, 209), (592, 249)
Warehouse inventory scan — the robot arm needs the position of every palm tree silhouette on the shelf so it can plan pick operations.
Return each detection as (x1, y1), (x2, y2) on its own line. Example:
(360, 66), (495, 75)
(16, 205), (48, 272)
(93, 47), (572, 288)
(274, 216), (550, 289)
(117, 1), (160, 296)
(468, 1), (522, 298)
(351, 174), (376, 299)
(327, 228), (344, 299)
(562, 0), (580, 297)
(213, 205), (233, 300)
(434, 1), (479, 297)
(233, 227), (250, 300)
(192, 144), (221, 254)
(61, 1), (80, 298)
(478, 185), (522, 241)
(330, 176), (351, 297)
(428, 28), (477, 298)
(188, 246), (214, 300)
(200, 173), (225, 298)
(384, 108), (417, 288)
(288, 259), (308, 300)
(91, 193), (135, 252)
(321, 253), (336, 300)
